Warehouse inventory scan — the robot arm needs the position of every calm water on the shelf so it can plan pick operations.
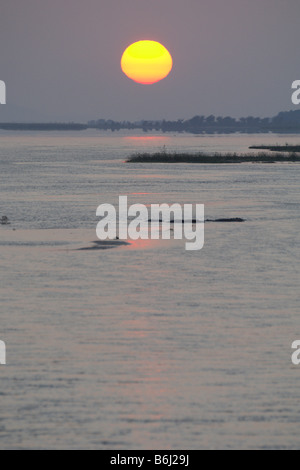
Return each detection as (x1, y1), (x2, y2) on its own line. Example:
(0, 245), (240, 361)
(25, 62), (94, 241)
(0, 130), (299, 449)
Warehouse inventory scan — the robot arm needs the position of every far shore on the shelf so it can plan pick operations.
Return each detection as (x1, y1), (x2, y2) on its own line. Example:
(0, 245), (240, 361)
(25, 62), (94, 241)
(127, 151), (300, 164)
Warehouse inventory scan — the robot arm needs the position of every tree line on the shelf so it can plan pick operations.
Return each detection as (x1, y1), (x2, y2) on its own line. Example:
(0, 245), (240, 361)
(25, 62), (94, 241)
(1, 110), (300, 133)
(88, 110), (300, 134)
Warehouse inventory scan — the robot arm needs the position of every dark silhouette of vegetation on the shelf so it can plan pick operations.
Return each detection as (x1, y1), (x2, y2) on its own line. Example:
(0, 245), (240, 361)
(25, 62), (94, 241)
(88, 110), (300, 134)
(1, 110), (300, 133)
(127, 151), (300, 164)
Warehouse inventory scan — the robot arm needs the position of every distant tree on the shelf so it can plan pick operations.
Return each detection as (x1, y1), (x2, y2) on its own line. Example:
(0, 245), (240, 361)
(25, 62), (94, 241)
(205, 115), (216, 125)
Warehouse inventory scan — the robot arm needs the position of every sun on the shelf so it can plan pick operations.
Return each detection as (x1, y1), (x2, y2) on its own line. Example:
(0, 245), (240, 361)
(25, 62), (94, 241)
(121, 40), (173, 85)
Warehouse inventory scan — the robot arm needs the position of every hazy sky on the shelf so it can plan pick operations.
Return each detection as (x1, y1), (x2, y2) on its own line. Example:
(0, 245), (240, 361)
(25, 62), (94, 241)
(0, 0), (299, 122)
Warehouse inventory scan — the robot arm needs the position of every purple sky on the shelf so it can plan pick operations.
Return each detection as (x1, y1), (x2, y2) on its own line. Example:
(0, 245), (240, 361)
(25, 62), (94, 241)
(0, 0), (299, 122)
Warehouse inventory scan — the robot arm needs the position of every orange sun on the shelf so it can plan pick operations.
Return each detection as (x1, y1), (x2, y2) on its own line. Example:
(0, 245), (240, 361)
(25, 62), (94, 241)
(121, 40), (173, 85)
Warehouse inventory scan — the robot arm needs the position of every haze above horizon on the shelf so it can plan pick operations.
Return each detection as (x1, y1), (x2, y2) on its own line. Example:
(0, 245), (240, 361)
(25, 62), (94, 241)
(0, 0), (299, 122)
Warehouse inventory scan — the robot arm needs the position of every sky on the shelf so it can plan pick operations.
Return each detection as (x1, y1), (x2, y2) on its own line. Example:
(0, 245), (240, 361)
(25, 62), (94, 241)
(0, 0), (299, 122)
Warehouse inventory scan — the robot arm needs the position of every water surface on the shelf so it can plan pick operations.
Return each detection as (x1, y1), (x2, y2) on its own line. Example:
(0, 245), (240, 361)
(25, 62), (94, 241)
(0, 130), (299, 449)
